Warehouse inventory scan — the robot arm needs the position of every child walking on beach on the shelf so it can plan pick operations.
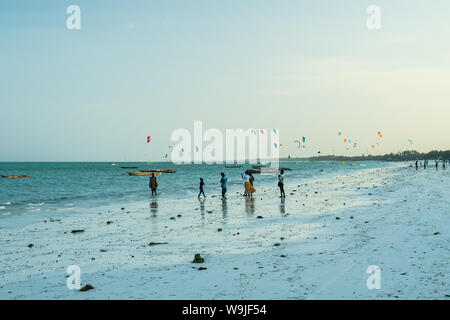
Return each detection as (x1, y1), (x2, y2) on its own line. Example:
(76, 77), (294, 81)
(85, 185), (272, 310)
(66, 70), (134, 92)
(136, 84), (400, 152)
(149, 173), (158, 196)
(198, 178), (206, 198)
(220, 173), (227, 199)
(278, 169), (286, 198)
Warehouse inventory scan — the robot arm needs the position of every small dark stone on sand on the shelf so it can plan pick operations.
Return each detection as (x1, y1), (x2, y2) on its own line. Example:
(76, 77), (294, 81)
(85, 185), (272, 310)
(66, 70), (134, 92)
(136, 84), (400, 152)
(434, 232), (440, 235)
(28, 243), (34, 248)
(80, 284), (94, 292)
(273, 243), (281, 247)
(280, 254), (287, 257)
(198, 267), (207, 270)
(106, 221), (112, 225)
(121, 208), (125, 210)
(71, 230), (85, 233)
(177, 214), (182, 217)
(192, 253), (205, 263)
(257, 216), (263, 219)
(217, 228), (223, 232)
(336, 217), (340, 220)
(149, 242), (168, 246)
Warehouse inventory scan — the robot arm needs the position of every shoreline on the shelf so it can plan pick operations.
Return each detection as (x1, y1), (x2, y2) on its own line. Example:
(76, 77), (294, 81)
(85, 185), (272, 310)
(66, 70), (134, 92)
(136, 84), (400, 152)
(0, 164), (449, 299)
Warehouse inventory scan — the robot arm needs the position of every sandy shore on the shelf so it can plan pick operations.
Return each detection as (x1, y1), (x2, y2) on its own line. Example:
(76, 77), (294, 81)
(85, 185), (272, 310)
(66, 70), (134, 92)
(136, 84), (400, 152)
(1, 164), (449, 299)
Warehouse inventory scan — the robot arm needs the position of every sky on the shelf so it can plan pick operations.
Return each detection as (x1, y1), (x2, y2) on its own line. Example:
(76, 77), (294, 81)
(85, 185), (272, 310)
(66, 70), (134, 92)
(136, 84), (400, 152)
(1, 0), (449, 161)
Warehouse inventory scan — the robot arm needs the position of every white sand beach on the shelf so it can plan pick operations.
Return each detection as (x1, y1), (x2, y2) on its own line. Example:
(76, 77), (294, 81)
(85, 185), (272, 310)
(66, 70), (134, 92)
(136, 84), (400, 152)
(1, 164), (449, 299)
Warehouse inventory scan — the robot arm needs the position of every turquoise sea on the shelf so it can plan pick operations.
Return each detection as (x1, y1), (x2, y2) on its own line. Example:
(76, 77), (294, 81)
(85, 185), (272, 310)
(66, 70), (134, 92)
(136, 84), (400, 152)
(0, 161), (394, 224)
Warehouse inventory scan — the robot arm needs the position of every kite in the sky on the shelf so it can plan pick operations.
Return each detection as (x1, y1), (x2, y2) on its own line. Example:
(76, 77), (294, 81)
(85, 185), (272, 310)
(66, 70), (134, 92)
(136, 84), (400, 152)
(344, 139), (347, 143)
(338, 132), (342, 136)
(147, 136), (152, 143)
(195, 146), (199, 152)
(273, 129), (278, 134)
(408, 139), (413, 145)
(260, 129), (264, 134)
(294, 140), (301, 148)
(164, 153), (168, 159)
(302, 137), (306, 143)
(377, 131), (383, 138)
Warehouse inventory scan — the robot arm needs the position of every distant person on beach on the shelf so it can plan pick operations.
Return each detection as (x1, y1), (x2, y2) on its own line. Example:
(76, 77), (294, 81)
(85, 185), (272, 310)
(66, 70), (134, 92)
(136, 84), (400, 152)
(435, 160), (439, 170)
(241, 171), (255, 196)
(249, 172), (255, 187)
(278, 169), (286, 198)
(220, 172), (227, 199)
(198, 178), (206, 198)
(443, 161), (446, 170)
(424, 160), (427, 169)
(415, 161), (418, 170)
(149, 173), (158, 196)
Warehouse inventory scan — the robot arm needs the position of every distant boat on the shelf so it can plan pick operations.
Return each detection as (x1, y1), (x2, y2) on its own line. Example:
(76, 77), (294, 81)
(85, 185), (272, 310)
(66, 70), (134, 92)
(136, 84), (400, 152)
(247, 169), (261, 174)
(252, 165), (267, 169)
(139, 169), (176, 173)
(279, 167), (292, 171)
(128, 172), (161, 176)
(1, 175), (31, 179)
(121, 166), (138, 169)
(224, 165), (242, 168)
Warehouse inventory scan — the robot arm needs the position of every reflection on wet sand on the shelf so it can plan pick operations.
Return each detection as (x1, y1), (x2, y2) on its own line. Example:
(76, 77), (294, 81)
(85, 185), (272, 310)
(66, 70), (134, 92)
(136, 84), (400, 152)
(279, 198), (285, 215)
(198, 198), (206, 227)
(149, 200), (158, 217)
(245, 197), (256, 216)
(221, 198), (228, 221)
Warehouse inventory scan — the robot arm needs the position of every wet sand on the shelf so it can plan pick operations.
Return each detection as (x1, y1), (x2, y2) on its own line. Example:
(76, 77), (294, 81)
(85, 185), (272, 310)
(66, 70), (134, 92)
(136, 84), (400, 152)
(1, 164), (449, 299)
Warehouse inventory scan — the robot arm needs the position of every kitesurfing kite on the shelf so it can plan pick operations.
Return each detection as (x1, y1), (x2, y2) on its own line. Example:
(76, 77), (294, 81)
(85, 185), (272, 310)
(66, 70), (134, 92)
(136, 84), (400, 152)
(147, 136), (152, 143)
(377, 131), (383, 138)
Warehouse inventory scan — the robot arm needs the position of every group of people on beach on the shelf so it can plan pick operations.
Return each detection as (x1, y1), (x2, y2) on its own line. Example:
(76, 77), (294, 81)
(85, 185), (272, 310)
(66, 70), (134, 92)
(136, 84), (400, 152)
(148, 169), (287, 199)
(414, 160), (447, 171)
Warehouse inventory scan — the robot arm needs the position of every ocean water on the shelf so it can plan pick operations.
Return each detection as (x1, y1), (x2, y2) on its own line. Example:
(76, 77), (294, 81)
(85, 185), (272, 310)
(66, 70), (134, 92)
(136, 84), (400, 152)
(0, 161), (394, 223)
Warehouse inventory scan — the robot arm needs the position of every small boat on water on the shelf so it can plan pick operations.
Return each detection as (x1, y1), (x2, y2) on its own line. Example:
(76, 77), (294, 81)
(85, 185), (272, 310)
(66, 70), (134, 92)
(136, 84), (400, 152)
(121, 166), (138, 169)
(139, 169), (176, 173)
(252, 165), (267, 169)
(224, 165), (242, 168)
(279, 167), (292, 171)
(1, 175), (31, 179)
(247, 169), (261, 174)
(128, 172), (161, 176)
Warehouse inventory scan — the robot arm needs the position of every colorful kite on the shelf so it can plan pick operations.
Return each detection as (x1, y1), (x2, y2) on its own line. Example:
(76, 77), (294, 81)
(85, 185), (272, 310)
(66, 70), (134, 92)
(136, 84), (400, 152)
(147, 136), (152, 143)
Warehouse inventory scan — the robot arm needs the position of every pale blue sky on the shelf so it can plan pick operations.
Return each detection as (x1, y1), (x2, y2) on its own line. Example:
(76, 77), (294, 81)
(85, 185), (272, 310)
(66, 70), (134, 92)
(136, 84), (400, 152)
(1, 0), (449, 161)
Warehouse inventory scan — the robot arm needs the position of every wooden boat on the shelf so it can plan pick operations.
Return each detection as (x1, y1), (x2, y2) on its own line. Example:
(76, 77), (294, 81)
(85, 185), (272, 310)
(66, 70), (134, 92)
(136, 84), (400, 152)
(247, 169), (261, 174)
(128, 172), (161, 176)
(224, 165), (242, 168)
(139, 169), (176, 173)
(252, 165), (267, 169)
(1, 175), (31, 179)
(121, 166), (138, 169)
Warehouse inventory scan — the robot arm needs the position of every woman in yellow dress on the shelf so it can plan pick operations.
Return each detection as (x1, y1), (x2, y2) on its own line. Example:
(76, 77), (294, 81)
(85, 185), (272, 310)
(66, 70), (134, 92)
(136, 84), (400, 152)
(241, 171), (256, 196)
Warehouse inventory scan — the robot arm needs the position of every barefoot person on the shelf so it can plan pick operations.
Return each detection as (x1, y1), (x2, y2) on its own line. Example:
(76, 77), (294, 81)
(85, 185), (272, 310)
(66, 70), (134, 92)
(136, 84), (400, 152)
(278, 169), (286, 198)
(149, 173), (158, 196)
(198, 178), (206, 198)
(220, 172), (227, 199)
(241, 171), (255, 197)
